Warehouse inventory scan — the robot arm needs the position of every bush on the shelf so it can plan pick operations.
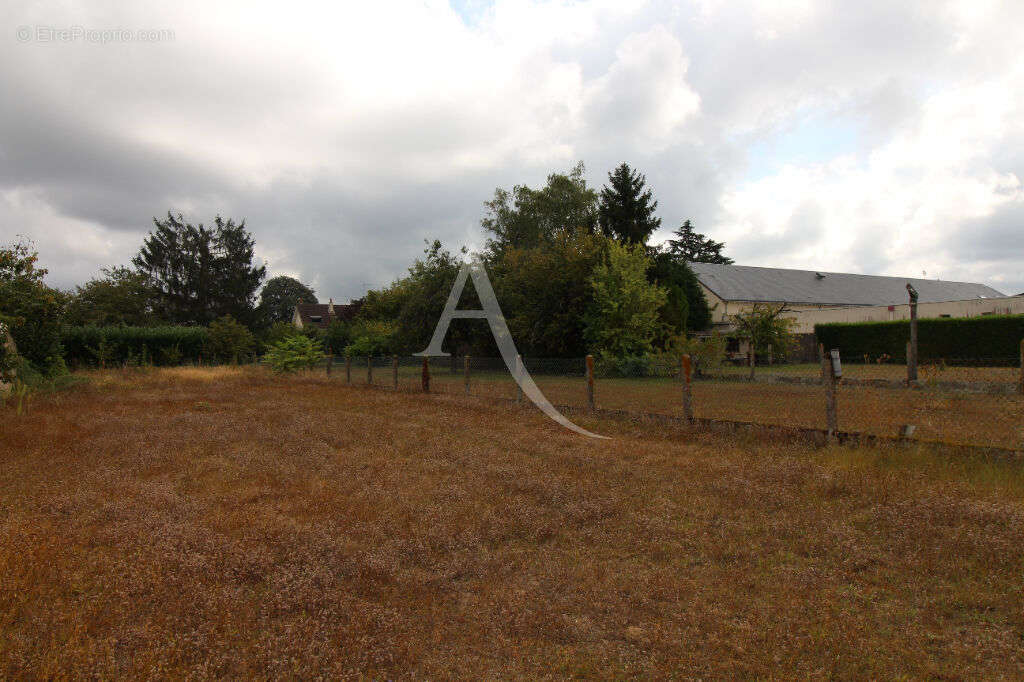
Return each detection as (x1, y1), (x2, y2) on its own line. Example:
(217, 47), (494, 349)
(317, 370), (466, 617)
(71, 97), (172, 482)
(595, 353), (654, 378)
(207, 315), (255, 364)
(257, 321), (301, 354)
(815, 314), (1024, 363)
(264, 335), (324, 373)
(62, 325), (209, 367)
(344, 319), (396, 358)
(0, 321), (18, 383)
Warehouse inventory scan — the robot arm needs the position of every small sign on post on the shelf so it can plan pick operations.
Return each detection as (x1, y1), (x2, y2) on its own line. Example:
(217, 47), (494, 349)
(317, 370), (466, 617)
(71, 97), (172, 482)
(829, 348), (842, 379)
(680, 354), (694, 422)
(585, 355), (595, 411)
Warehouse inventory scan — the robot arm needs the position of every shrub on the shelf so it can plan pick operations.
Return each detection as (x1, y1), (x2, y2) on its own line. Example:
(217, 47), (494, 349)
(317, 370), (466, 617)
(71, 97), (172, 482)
(344, 319), (396, 357)
(815, 314), (1024, 363)
(264, 335), (324, 373)
(0, 320), (18, 383)
(257, 321), (301, 354)
(207, 315), (255, 364)
(62, 325), (209, 367)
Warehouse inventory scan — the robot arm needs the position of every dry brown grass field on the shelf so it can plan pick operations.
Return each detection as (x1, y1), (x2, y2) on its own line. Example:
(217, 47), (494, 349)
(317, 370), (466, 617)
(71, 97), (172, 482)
(3, 366), (1024, 678)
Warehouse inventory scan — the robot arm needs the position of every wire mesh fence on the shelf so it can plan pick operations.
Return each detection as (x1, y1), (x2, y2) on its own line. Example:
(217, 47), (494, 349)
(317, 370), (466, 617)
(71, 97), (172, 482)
(319, 350), (1024, 451)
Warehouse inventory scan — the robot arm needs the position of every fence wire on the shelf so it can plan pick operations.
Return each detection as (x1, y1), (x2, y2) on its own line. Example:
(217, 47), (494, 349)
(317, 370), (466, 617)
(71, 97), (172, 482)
(323, 353), (1024, 451)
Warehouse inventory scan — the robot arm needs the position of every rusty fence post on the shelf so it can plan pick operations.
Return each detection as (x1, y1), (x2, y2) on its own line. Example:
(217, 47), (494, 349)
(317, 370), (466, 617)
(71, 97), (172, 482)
(586, 355), (595, 411)
(422, 356), (430, 393)
(392, 355), (399, 390)
(345, 355), (351, 384)
(819, 344), (838, 438)
(907, 283), (919, 384)
(464, 355), (471, 395)
(515, 354), (523, 404)
(367, 355), (373, 385)
(681, 354), (694, 422)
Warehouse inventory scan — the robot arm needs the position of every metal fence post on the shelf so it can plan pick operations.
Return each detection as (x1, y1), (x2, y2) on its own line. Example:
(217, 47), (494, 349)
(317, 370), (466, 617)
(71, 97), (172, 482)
(464, 355), (471, 395)
(345, 355), (351, 384)
(681, 354), (694, 422)
(367, 355), (373, 385)
(819, 344), (838, 437)
(422, 356), (430, 393)
(515, 354), (523, 404)
(586, 355), (595, 411)
(392, 355), (399, 390)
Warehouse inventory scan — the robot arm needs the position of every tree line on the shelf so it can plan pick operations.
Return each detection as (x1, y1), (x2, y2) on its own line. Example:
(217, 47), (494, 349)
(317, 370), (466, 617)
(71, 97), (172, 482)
(0, 161), (734, 379)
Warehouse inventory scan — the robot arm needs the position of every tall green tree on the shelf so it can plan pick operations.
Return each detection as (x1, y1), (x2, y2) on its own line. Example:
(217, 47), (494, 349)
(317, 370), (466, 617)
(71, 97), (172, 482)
(0, 239), (67, 375)
(258, 275), (317, 325)
(584, 240), (667, 358)
(663, 220), (733, 264)
(493, 229), (609, 357)
(598, 163), (661, 245)
(648, 251), (712, 337)
(65, 266), (155, 326)
(132, 212), (266, 326)
(482, 162), (598, 251)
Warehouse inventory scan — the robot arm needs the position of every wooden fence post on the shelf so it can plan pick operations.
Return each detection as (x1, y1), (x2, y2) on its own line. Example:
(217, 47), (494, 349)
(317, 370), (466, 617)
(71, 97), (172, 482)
(1019, 338), (1023, 395)
(681, 354), (694, 422)
(392, 355), (399, 390)
(819, 344), (838, 437)
(748, 343), (755, 380)
(515, 354), (523, 404)
(586, 355), (595, 411)
(422, 356), (430, 393)
(326, 354), (333, 377)
(464, 355), (471, 395)
(345, 355), (351, 384)
(907, 283), (919, 384)
(367, 355), (373, 385)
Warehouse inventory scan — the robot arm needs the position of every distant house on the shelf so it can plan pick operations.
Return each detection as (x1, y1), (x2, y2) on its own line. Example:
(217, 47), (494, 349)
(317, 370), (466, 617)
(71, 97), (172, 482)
(291, 298), (362, 330)
(688, 263), (1012, 357)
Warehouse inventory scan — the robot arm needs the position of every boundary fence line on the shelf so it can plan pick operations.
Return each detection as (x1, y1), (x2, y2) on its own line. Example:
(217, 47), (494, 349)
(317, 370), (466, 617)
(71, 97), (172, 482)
(305, 343), (1024, 455)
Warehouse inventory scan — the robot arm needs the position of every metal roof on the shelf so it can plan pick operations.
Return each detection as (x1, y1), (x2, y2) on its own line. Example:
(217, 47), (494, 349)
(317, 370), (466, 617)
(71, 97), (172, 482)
(689, 263), (1006, 306)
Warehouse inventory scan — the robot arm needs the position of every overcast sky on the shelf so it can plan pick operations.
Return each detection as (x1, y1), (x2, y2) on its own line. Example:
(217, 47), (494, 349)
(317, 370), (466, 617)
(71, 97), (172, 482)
(2, 0), (1022, 299)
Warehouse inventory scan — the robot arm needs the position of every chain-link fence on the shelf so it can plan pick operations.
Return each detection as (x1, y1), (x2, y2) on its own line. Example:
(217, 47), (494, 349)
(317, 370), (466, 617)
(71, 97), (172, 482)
(320, 349), (1024, 451)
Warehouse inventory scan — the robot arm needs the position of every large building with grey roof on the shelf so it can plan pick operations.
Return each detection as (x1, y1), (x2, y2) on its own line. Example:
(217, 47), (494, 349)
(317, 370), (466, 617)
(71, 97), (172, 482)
(689, 262), (1018, 340)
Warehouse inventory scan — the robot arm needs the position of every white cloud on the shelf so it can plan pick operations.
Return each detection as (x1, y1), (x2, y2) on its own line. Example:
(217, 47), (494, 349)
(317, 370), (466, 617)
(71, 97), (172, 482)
(1, 0), (1022, 295)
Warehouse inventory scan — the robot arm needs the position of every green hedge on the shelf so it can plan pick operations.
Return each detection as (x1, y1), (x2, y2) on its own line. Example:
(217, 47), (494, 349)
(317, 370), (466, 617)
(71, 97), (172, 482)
(62, 325), (209, 367)
(815, 315), (1024, 362)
